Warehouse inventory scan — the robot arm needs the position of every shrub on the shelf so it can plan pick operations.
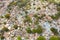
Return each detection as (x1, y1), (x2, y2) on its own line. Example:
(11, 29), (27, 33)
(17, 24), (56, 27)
(36, 25), (43, 34)
(33, 14), (38, 18)
(3, 22), (6, 25)
(16, 0), (30, 8)
(4, 14), (10, 19)
(17, 36), (22, 40)
(0, 30), (4, 35)
(50, 27), (59, 35)
(2, 27), (9, 32)
(36, 36), (46, 40)
(49, 36), (59, 40)
(24, 15), (32, 23)
(32, 25), (44, 34)
(32, 28), (37, 33)
(36, 7), (41, 11)
(34, 20), (39, 25)
(0, 35), (4, 40)
(50, 12), (60, 20)
(26, 27), (32, 33)
(58, 37), (60, 40)
(13, 25), (18, 29)
(57, 6), (60, 11)
(0, 16), (4, 18)
(26, 26), (43, 34)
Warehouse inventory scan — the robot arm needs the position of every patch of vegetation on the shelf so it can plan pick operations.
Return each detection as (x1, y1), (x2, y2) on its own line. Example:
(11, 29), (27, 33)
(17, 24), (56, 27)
(0, 30), (4, 35)
(46, 0), (60, 4)
(7, 0), (30, 12)
(50, 15), (57, 20)
(36, 36), (46, 40)
(33, 14), (45, 20)
(13, 25), (18, 29)
(3, 22), (6, 25)
(24, 4), (31, 10)
(57, 5), (60, 11)
(47, 0), (55, 3)
(24, 15), (32, 23)
(40, 14), (45, 19)
(17, 36), (22, 40)
(36, 25), (44, 34)
(7, 1), (16, 12)
(0, 35), (4, 40)
(34, 20), (39, 25)
(36, 7), (41, 11)
(33, 14), (39, 19)
(50, 12), (60, 20)
(2, 27), (9, 32)
(49, 36), (60, 40)
(16, 0), (30, 8)
(4, 14), (10, 19)
(50, 27), (59, 35)
(0, 16), (4, 18)
(32, 28), (37, 33)
(26, 25), (44, 34)
(40, 0), (46, 2)
(26, 27), (32, 33)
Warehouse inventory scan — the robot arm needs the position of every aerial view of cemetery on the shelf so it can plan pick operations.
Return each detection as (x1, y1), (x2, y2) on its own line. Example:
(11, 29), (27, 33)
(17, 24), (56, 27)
(0, 0), (60, 40)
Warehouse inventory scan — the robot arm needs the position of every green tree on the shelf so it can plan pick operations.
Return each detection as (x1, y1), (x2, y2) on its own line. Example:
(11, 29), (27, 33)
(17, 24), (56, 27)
(16, 0), (30, 8)
(50, 27), (59, 35)
(4, 14), (10, 19)
(0, 16), (4, 18)
(34, 20), (39, 25)
(32, 25), (44, 34)
(33, 14), (38, 18)
(57, 5), (60, 11)
(31, 25), (44, 34)
(0, 35), (4, 40)
(58, 37), (60, 40)
(2, 27), (9, 32)
(7, 0), (30, 12)
(26, 27), (32, 33)
(49, 36), (59, 40)
(50, 12), (60, 20)
(32, 28), (37, 33)
(50, 15), (55, 19)
(36, 25), (43, 34)
(24, 15), (32, 23)
(13, 25), (18, 29)
(36, 36), (46, 40)
(17, 36), (22, 40)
